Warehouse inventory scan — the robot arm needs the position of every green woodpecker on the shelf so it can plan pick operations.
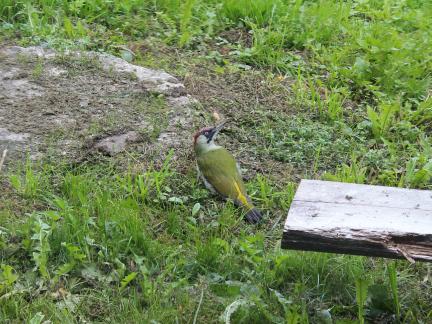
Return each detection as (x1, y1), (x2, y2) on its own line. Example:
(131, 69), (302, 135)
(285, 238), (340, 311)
(193, 121), (262, 223)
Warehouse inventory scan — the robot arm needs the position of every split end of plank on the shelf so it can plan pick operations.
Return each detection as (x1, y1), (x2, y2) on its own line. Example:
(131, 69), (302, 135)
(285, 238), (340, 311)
(394, 245), (416, 264)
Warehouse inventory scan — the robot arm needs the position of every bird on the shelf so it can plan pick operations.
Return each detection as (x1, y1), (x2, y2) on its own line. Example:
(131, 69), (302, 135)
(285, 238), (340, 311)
(193, 121), (262, 223)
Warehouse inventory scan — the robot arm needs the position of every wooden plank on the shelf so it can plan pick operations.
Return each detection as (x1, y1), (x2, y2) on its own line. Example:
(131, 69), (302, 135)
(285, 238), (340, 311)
(282, 180), (432, 262)
(294, 180), (432, 211)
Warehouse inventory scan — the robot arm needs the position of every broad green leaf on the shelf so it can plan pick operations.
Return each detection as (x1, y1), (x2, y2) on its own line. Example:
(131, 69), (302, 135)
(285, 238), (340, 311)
(210, 283), (241, 297)
(355, 277), (369, 324)
(192, 203), (201, 216)
(120, 272), (137, 290)
(29, 312), (45, 324)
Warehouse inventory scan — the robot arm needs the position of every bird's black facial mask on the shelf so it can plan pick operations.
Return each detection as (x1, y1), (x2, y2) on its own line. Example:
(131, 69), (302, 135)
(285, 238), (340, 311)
(206, 121), (226, 143)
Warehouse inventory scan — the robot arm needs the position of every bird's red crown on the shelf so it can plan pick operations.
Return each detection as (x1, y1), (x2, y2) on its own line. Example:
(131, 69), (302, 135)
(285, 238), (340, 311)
(193, 127), (212, 145)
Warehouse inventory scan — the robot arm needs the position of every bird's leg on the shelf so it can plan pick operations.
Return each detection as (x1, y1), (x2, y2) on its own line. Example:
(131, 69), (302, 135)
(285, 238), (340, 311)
(195, 163), (201, 183)
(236, 162), (242, 177)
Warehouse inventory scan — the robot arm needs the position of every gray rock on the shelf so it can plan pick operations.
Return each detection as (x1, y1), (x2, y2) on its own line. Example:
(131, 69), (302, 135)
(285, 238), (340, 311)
(46, 66), (67, 77)
(1, 77), (44, 100)
(0, 128), (29, 142)
(1, 46), (57, 59)
(158, 132), (181, 147)
(167, 95), (197, 108)
(96, 53), (186, 96)
(3, 46), (187, 97)
(0, 45), (196, 165)
(94, 131), (140, 156)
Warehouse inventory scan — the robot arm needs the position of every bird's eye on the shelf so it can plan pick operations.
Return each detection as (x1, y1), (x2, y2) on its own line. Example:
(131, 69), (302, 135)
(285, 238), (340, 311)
(204, 131), (209, 136)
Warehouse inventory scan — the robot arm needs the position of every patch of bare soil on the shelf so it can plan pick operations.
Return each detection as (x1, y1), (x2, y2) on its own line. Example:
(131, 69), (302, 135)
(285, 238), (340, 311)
(221, 28), (253, 47)
(183, 64), (296, 183)
(0, 46), (196, 170)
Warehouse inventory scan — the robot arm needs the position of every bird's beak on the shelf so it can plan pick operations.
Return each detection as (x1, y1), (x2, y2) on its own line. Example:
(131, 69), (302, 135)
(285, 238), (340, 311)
(209, 120), (227, 140)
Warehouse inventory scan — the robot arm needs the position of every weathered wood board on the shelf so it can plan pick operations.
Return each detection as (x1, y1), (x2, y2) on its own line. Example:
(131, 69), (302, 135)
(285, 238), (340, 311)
(282, 180), (432, 262)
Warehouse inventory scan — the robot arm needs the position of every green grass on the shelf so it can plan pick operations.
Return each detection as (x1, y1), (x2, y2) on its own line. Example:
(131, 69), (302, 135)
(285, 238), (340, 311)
(2, 161), (430, 322)
(1, 0), (432, 322)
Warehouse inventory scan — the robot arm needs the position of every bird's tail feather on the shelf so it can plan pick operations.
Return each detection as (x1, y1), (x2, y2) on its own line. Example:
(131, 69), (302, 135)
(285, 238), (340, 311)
(245, 208), (262, 224)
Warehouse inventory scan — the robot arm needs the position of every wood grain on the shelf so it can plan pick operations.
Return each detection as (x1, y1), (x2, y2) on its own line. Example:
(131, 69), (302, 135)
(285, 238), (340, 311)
(282, 180), (432, 262)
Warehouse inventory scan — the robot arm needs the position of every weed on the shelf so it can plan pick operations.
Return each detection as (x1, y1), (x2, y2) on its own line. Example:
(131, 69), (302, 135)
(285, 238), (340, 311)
(179, 0), (196, 47)
(31, 57), (44, 78)
(388, 262), (401, 321)
(221, 0), (281, 27)
(322, 156), (368, 184)
(367, 102), (399, 140)
(355, 277), (369, 324)
(30, 213), (52, 279)
(9, 159), (40, 199)
(0, 264), (18, 294)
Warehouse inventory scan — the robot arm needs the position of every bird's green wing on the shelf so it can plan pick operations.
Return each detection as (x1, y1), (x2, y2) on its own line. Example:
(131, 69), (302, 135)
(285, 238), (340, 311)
(197, 148), (252, 209)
